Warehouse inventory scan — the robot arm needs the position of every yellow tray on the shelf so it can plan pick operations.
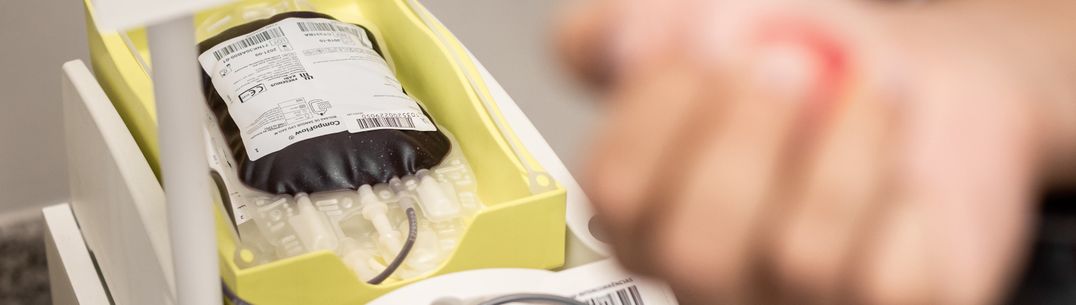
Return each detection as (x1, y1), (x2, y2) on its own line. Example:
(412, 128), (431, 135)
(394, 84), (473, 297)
(85, 0), (567, 303)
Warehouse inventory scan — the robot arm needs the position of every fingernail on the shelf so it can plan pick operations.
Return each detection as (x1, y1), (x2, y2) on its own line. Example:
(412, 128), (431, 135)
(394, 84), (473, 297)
(752, 43), (820, 102)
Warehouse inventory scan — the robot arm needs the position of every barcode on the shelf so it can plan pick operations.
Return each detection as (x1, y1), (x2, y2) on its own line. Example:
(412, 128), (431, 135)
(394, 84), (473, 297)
(354, 116), (417, 130)
(296, 21), (364, 39)
(212, 28), (285, 60)
(585, 285), (644, 305)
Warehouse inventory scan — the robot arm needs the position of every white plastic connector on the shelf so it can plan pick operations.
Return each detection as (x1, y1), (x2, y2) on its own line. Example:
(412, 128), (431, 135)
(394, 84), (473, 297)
(290, 193), (339, 252)
(359, 185), (403, 256)
(389, 178), (417, 212)
(337, 238), (377, 281)
(414, 170), (461, 221)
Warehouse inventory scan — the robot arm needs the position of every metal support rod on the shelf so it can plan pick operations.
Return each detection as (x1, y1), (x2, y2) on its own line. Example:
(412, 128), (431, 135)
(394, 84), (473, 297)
(148, 16), (222, 305)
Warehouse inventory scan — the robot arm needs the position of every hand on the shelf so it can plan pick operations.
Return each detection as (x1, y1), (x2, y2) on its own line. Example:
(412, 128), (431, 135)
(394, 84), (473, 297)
(556, 0), (1076, 304)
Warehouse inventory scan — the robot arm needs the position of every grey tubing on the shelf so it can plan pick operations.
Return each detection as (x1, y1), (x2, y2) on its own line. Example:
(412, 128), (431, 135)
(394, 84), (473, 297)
(367, 207), (418, 285)
(475, 293), (588, 305)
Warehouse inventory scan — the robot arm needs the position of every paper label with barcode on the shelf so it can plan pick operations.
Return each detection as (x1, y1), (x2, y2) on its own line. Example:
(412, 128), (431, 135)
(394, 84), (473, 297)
(198, 17), (436, 160)
(557, 260), (680, 305)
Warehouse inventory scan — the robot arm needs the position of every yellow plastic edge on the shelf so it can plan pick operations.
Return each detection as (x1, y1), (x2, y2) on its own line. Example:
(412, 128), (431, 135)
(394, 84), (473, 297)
(84, 3), (161, 177)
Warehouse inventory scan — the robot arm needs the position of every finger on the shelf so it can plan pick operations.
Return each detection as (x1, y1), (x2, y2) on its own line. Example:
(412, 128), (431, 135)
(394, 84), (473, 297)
(648, 43), (821, 303)
(857, 64), (1037, 304)
(554, 0), (615, 89)
(555, 0), (699, 92)
(608, 0), (692, 69)
(908, 76), (1035, 305)
(583, 58), (711, 274)
(769, 60), (897, 302)
(853, 199), (933, 305)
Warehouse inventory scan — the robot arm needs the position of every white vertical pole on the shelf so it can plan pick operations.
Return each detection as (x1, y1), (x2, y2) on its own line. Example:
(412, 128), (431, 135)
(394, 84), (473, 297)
(147, 16), (223, 305)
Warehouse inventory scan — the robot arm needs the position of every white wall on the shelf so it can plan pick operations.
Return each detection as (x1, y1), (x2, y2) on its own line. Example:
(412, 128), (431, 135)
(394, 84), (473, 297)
(423, 0), (599, 172)
(0, 0), (88, 213)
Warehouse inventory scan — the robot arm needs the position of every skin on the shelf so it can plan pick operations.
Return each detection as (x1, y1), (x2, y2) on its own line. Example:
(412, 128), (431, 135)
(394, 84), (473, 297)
(555, 0), (1076, 304)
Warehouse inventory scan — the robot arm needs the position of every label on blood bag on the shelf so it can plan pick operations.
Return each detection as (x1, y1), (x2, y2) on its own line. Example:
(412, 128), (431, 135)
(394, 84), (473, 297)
(198, 17), (435, 161)
(203, 124), (251, 225)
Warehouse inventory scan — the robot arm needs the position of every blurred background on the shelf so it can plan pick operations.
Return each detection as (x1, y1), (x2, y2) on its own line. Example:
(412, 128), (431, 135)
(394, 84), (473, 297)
(0, 0), (595, 303)
(0, 0), (87, 302)
(2, 0), (1074, 304)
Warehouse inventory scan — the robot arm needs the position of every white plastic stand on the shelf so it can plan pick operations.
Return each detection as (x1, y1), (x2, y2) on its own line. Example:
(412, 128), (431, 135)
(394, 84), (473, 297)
(61, 60), (176, 304)
(147, 17), (223, 305)
(44, 203), (110, 305)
